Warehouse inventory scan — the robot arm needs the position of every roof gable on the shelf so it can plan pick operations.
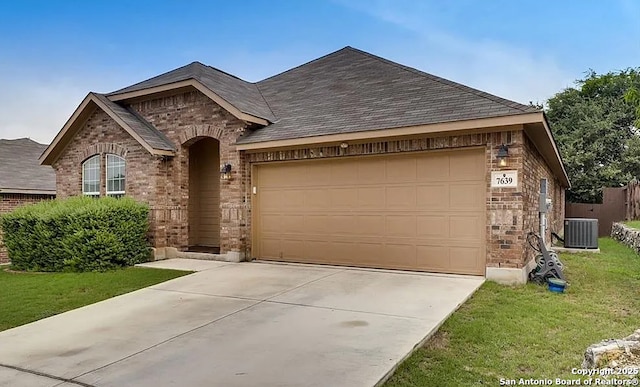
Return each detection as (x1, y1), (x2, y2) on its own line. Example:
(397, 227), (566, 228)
(108, 62), (275, 123)
(0, 138), (56, 193)
(40, 93), (175, 165)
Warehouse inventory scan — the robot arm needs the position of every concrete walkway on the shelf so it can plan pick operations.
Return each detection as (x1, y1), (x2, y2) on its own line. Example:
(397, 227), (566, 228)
(0, 260), (484, 387)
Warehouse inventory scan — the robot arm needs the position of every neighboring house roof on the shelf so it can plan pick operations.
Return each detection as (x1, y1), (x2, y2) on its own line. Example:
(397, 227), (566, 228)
(241, 47), (539, 144)
(0, 138), (56, 194)
(108, 61), (276, 123)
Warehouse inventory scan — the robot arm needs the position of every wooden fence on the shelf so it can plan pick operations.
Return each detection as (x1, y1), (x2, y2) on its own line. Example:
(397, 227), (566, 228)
(565, 187), (626, 237)
(626, 180), (640, 220)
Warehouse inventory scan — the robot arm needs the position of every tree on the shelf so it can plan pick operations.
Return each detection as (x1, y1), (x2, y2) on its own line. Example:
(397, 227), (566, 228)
(546, 68), (640, 203)
(625, 86), (640, 127)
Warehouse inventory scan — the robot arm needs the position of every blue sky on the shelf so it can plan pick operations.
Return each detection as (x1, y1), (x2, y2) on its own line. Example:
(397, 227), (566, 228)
(1, 0), (638, 143)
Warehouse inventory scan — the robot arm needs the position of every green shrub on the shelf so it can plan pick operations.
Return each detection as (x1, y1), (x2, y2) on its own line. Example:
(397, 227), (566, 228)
(0, 196), (151, 272)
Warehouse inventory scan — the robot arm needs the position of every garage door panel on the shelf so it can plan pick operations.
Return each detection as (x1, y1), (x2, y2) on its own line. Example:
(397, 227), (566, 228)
(329, 242), (357, 264)
(304, 241), (333, 260)
(416, 246), (450, 271)
(330, 188), (358, 208)
(260, 214), (281, 233)
(386, 186), (417, 208)
(348, 243), (382, 265)
(330, 215), (358, 234)
(450, 183), (485, 209)
(304, 215), (330, 234)
(284, 190), (308, 209)
(416, 184), (449, 209)
(386, 215), (417, 237)
(330, 161), (358, 184)
(305, 190), (330, 209)
(417, 154), (449, 181)
(450, 215), (484, 240)
(386, 157), (416, 183)
(305, 162), (331, 185)
(260, 163), (306, 187)
(255, 149), (486, 275)
(260, 238), (281, 258)
(356, 215), (385, 236)
(450, 247), (483, 272)
(358, 159), (386, 184)
(357, 187), (386, 209)
(259, 191), (282, 211)
(281, 240), (306, 259)
(382, 244), (416, 267)
(450, 151), (485, 181)
(417, 215), (449, 238)
(280, 215), (304, 233)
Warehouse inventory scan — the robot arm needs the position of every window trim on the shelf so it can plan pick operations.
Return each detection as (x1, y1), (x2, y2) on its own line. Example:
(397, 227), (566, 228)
(82, 155), (100, 197)
(105, 154), (126, 197)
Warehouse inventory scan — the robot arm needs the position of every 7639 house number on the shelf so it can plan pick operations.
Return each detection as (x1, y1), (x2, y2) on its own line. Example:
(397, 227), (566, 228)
(491, 170), (518, 188)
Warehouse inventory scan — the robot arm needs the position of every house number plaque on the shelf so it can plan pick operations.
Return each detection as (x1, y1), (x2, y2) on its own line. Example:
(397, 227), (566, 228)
(491, 170), (518, 188)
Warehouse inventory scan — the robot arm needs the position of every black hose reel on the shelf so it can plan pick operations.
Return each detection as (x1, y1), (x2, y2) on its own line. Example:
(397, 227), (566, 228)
(527, 232), (566, 285)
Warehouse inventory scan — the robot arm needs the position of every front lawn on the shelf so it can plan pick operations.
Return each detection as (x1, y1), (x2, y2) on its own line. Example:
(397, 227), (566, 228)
(0, 266), (190, 332)
(624, 220), (640, 230)
(384, 238), (640, 386)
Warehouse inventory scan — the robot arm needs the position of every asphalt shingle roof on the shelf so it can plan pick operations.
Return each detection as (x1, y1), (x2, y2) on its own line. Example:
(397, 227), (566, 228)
(0, 138), (56, 193)
(108, 62), (275, 122)
(237, 47), (539, 144)
(103, 46), (539, 146)
(92, 93), (176, 152)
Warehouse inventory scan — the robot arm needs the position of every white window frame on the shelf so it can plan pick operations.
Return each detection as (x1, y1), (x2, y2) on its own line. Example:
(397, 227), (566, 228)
(105, 154), (126, 197)
(82, 155), (100, 197)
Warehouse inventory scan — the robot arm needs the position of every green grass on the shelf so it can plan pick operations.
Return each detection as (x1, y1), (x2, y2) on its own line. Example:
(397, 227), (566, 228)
(384, 238), (640, 386)
(624, 220), (640, 229)
(0, 266), (190, 332)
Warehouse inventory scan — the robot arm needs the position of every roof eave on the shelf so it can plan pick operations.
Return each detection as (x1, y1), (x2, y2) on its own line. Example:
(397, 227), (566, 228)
(236, 112), (542, 150)
(40, 93), (95, 165)
(0, 188), (56, 195)
(525, 114), (571, 188)
(40, 93), (176, 166)
(236, 111), (570, 188)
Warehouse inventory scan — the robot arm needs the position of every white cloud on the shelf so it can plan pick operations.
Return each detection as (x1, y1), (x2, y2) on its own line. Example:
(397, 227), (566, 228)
(338, 0), (575, 106)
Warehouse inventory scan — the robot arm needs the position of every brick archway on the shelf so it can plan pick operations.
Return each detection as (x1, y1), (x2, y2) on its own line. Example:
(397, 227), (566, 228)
(77, 143), (128, 163)
(179, 125), (225, 146)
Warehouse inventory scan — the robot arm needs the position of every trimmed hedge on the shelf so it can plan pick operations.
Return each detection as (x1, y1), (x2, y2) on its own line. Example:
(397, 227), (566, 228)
(0, 196), (151, 272)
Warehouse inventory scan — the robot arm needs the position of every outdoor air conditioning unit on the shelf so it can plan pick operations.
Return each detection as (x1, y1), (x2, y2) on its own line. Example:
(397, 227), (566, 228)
(564, 218), (598, 249)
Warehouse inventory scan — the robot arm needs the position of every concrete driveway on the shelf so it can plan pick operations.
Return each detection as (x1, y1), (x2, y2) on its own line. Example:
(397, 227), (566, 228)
(0, 260), (484, 387)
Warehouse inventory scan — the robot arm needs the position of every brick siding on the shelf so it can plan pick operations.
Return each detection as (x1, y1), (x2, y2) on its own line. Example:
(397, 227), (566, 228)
(128, 91), (248, 253)
(54, 91), (250, 255)
(0, 193), (55, 263)
(51, 88), (566, 271)
(522, 135), (565, 264)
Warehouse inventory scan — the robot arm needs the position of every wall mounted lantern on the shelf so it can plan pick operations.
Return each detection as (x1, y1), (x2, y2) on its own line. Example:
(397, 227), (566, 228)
(220, 163), (232, 180)
(497, 144), (509, 167)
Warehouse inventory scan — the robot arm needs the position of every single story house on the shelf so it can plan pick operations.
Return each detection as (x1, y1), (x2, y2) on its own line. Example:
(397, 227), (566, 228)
(0, 138), (56, 262)
(40, 47), (569, 283)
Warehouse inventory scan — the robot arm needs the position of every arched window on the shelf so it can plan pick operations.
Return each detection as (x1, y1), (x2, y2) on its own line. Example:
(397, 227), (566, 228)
(106, 154), (125, 197)
(82, 155), (100, 196)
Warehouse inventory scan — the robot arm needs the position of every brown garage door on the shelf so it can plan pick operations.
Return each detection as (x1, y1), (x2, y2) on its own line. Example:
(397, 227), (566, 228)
(253, 148), (486, 275)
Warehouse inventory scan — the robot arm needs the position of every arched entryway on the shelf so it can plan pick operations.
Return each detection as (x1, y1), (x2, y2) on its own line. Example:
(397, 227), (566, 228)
(188, 137), (220, 253)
